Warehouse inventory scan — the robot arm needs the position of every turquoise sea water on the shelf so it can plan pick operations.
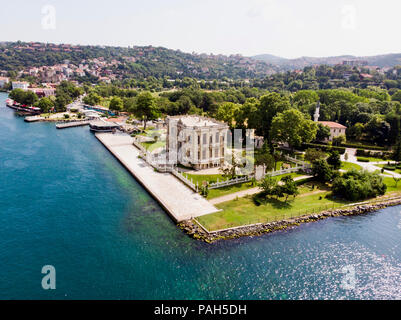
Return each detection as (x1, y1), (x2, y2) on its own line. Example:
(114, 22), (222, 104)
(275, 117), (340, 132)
(0, 92), (400, 300)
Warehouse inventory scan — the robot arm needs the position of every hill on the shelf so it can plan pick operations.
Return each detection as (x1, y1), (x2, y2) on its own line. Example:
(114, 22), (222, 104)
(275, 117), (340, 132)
(252, 53), (401, 70)
(0, 42), (279, 80)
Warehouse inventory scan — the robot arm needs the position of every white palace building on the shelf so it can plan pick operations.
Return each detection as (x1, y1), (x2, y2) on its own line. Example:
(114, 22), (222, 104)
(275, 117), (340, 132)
(166, 115), (229, 170)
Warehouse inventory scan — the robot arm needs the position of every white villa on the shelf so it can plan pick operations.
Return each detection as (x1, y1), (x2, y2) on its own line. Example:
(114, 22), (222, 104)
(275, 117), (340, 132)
(318, 121), (347, 141)
(314, 101), (347, 141)
(12, 81), (29, 90)
(0, 77), (9, 88)
(166, 115), (229, 170)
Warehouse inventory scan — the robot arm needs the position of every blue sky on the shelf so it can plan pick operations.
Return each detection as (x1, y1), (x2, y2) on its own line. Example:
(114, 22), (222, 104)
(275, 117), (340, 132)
(1, 0), (400, 58)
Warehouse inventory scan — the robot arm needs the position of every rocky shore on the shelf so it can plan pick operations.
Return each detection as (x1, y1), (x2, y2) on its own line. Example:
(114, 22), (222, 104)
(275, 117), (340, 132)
(179, 196), (401, 243)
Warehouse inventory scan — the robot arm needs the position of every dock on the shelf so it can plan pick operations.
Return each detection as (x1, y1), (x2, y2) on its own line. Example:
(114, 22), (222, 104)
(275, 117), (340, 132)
(24, 116), (45, 122)
(56, 121), (89, 129)
(95, 133), (220, 222)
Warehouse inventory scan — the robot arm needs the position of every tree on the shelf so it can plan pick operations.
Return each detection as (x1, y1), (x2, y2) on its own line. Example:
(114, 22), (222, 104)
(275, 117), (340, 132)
(332, 135), (346, 146)
(348, 123), (364, 141)
(255, 93), (291, 140)
(215, 102), (240, 129)
(9, 89), (38, 105)
(270, 109), (318, 149)
(109, 96), (123, 112)
(23, 91), (39, 106)
(393, 135), (401, 161)
(305, 148), (326, 163)
(36, 97), (54, 113)
(55, 92), (71, 112)
(280, 176), (300, 202)
(9, 89), (26, 104)
(327, 151), (342, 170)
(292, 90), (319, 107)
(254, 148), (275, 173)
(259, 176), (278, 198)
(332, 170), (387, 201)
(393, 176), (401, 188)
(365, 115), (391, 144)
(83, 92), (101, 106)
(134, 92), (160, 130)
(316, 123), (331, 142)
(312, 159), (334, 182)
(391, 90), (401, 103)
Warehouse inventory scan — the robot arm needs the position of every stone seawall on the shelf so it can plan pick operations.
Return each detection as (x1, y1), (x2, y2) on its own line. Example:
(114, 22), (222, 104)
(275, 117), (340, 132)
(179, 197), (401, 243)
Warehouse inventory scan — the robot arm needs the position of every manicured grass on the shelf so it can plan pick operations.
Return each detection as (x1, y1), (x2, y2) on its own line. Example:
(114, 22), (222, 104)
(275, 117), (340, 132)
(185, 173), (225, 185)
(197, 186), (348, 231)
(357, 156), (386, 163)
(376, 164), (401, 174)
(186, 172), (305, 199)
(140, 140), (165, 152)
(341, 162), (362, 171)
(383, 177), (401, 193)
(207, 181), (256, 199)
(198, 175), (401, 231)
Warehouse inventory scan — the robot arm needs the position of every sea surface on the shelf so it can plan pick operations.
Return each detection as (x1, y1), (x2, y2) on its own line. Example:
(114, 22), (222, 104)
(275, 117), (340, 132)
(0, 92), (400, 300)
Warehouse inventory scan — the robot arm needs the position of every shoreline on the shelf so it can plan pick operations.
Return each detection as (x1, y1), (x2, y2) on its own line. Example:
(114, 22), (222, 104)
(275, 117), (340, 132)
(179, 195), (401, 243)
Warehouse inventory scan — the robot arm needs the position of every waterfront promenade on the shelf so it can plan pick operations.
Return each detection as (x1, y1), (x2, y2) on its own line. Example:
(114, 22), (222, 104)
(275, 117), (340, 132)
(95, 133), (220, 222)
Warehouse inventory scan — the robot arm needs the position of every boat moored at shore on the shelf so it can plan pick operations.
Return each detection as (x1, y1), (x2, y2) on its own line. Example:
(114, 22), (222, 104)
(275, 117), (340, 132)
(6, 98), (41, 115)
(89, 119), (121, 132)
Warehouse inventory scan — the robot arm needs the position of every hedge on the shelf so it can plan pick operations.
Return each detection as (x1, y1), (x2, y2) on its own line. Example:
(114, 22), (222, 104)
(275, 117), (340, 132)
(357, 157), (370, 162)
(340, 143), (386, 151)
(383, 166), (396, 171)
(301, 143), (346, 154)
(356, 149), (391, 158)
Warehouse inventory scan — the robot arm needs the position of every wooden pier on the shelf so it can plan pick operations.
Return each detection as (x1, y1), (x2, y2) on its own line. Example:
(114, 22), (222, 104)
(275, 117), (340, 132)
(56, 121), (89, 129)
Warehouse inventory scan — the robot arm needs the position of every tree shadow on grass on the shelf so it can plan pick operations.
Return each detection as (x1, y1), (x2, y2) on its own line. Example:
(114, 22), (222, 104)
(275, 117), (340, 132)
(252, 193), (293, 209)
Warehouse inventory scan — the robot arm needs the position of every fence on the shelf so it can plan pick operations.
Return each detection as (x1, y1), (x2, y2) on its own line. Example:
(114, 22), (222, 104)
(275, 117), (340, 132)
(208, 175), (251, 189)
(285, 155), (311, 168)
(171, 169), (199, 192)
(266, 166), (305, 177)
(195, 194), (401, 234)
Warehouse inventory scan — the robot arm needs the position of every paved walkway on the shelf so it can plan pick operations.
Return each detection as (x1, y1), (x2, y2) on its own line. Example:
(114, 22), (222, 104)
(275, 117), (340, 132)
(210, 175), (312, 205)
(96, 133), (220, 222)
(343, 148), (401, 178)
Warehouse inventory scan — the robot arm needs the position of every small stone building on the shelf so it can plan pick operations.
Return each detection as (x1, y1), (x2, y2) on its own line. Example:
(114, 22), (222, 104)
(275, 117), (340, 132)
(318, 121), (347, 141)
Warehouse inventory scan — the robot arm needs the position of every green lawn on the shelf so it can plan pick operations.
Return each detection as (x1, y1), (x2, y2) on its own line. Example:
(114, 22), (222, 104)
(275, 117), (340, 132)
(341, 162), (362, 171)
(197, 187), (348, 231)
(140, 140), (165, 152)
(197, 176), (401, 232)
(383, 177), (401, 193)
(207, 181), (256, 199)
(357, 156), (386, 163)
(184, 173), (225, 185)
(185, 172), (305, 199)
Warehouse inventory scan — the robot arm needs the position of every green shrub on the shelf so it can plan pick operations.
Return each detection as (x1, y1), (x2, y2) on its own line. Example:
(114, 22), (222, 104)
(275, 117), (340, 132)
(383, 166), (396, 171)
(357, 157), (370, 162)
(301, 143), (346, 154)
(332, 170), (387, 201)
(341, 143), (385, 151)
